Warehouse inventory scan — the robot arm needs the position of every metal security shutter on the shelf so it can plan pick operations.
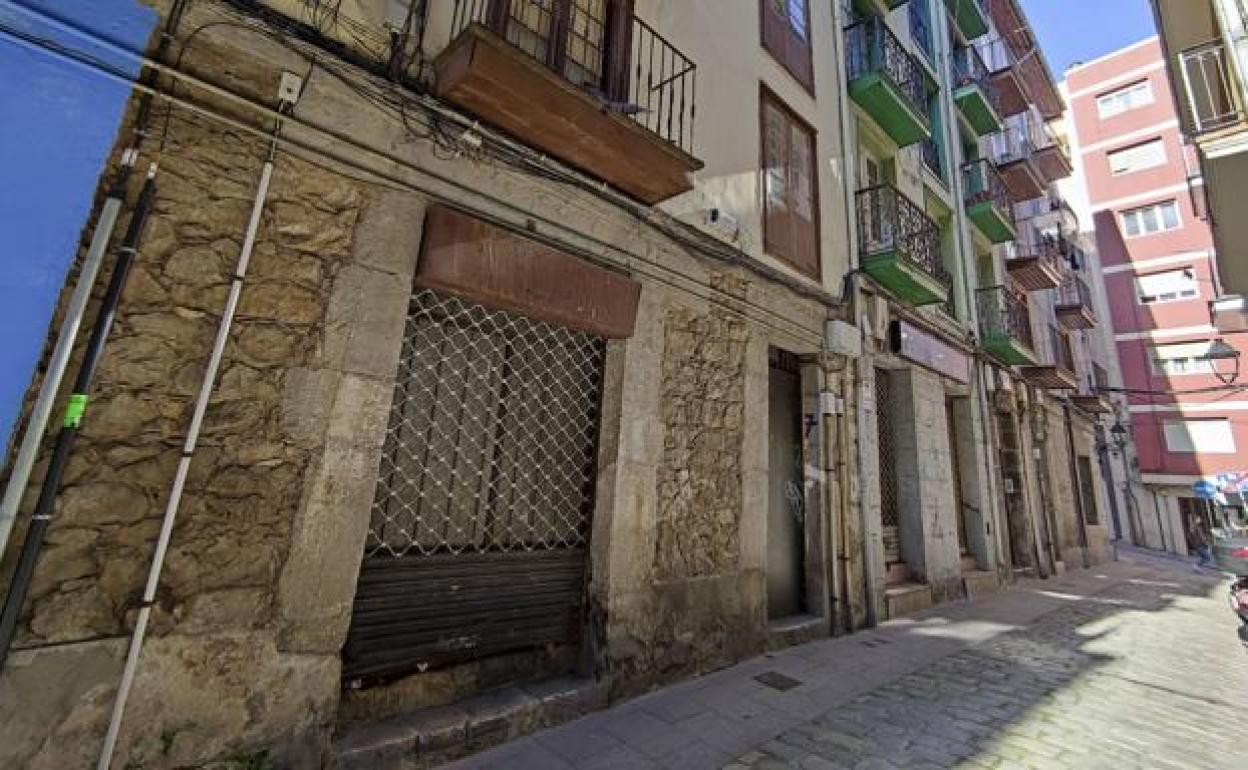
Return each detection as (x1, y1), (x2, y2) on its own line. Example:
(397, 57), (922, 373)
(344, 289), (605, 685)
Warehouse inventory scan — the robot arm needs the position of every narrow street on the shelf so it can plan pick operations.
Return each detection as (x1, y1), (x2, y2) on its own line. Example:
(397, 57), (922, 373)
(450, 552), (1248, 769)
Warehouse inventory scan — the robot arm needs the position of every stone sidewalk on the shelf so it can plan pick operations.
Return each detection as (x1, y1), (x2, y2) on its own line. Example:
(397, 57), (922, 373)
(445, 553), (1247, 769)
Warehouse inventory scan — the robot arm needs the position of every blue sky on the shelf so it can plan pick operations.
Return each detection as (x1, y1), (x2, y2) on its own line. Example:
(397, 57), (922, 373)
(1021, 0), (1158, 77)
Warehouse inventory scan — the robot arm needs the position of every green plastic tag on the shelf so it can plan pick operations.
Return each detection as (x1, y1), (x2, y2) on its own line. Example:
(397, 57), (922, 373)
(63, 394), (89, 428)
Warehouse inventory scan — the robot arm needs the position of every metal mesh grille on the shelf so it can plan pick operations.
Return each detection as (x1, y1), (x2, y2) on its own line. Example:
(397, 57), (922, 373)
(367, 289), (605, 557)
(875, 370), (899, 531)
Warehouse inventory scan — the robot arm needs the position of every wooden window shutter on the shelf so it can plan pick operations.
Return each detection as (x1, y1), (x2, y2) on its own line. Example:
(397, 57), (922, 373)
(762, 92), (820, 279)
(762, 98), (792, 262)
(788, 121), (818, 276)
(760, 0), (813, 92)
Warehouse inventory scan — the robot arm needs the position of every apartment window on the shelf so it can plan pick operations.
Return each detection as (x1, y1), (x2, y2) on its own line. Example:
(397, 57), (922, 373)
(1121, 200), (1180, 237)
(762, 90), (820, 278)
(1108, 138), (1166, 175)
(761, 0), (814, 91)
(1135, 267), (1198, 304)
(1150, 341), (1216, 376)
(1163, 418), (1236, 454)
(1096, 79), (1154, 119)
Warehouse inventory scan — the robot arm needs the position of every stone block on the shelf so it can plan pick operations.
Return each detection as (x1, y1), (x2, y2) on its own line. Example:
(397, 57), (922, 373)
(321, 263), (411, 379)
(524, 677), (610, 727)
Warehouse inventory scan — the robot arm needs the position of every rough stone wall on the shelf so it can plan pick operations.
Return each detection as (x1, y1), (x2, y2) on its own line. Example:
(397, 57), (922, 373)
(1044, 403), (1081, 555)
(653, 306), (747, 580)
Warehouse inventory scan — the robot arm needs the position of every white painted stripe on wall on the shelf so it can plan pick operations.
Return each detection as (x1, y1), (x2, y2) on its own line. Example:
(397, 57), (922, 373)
(1067, 38), (1160, 82)
(1140, 473), (1202, 486)
(1078, 119), (1179, 154)
(1089, 180), (1202, 212)
(1129, 401), (1248, 413)
(1101, 250), (1216, 274)
(1114, 325), (1218, 341)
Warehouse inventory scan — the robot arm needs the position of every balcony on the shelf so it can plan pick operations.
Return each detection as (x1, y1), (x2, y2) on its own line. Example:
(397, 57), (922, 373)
(1056, 271), (1097, 329)
(980, 39), (1027, 118)
(943, 0), (989, 41)
(1071, 363), (1114, 414)
(1179, 40), (1246, 137)
(857, 184), (950, 306)
(952, 45), (1003, 137)
(1004, 237), (1064, 291)
(853, 0), (910, 18)
(977, 285), (1036, 365)
(1021, 323), (1078, 390)
(846, 16), (932, 147)
(433, 0), (701, 204)
(989, 125), (1045, 201)
(963, 159), (1015, 243)
(1034, 124), (1073, 183)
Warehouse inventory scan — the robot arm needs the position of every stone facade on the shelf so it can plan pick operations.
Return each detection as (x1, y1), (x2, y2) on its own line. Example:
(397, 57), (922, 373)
(654, 306), (747, 581)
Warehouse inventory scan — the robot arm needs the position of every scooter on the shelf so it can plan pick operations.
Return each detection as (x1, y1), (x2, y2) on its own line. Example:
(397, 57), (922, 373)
(1215, 541), (1248, 646)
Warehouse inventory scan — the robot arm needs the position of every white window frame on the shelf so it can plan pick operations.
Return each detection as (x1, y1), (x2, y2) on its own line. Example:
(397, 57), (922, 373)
(1163, 419), (1236, 454)
(1097, 80), (1155, 119)
(1121, 200), (1181, 238)
(1135, 266), (1200, 304)
(1149, 341), (1216, 375)
(1107, 138), (1167, 176)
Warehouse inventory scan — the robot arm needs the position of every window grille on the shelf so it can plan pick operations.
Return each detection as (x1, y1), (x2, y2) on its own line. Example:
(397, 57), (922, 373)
(367, 288), (606, 558)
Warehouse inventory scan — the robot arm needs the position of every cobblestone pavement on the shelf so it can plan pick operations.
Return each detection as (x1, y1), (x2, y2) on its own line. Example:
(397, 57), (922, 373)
(448, 553), (1248, 770)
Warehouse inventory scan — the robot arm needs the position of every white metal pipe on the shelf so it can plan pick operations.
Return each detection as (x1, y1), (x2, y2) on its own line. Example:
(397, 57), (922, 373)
(0, 150), (136, 556)
(96, 159), (274, 770)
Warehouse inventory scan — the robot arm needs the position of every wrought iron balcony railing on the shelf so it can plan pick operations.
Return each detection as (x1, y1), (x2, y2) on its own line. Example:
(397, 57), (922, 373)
(1058, 271), (1095, 310)
(990, 122), (1037, 168)
(451, 0), (697, 153)
(1179, 39), (1246, 136)
(856, 184), (950, 290)
(963, 159), (1011, 219)
(846, 15), (928, 122)
(977, 285), (1034, 354)
(953, 44), (994, 97)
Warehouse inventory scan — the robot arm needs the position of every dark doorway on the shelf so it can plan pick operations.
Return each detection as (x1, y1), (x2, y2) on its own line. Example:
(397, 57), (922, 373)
(767, 348), (807, 619)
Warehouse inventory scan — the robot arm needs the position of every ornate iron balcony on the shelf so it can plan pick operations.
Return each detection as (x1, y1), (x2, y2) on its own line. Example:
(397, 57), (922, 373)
(856, 184), (949, 305)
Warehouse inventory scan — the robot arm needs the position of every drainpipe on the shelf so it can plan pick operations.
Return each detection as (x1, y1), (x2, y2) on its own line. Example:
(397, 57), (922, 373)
(830, 0), (879, 627)
(0, 166), (158, 665)
(96, 107), (284, 768)
(0, 150), (137, 560)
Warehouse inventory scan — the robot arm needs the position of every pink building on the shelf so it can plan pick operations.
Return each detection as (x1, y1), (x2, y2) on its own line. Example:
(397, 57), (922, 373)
(1067, 38), (1246, 551)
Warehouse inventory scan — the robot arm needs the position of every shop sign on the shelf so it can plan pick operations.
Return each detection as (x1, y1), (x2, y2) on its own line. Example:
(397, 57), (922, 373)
(890, 320), (970, 384)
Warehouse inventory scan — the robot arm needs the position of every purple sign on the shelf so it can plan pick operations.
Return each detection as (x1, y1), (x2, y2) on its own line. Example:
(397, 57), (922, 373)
(890, 320), (971, 384)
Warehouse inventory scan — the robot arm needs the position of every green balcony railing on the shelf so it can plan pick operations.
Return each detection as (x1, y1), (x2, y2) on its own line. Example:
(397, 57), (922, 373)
(977, 285), (1035, 365)
(952, 45), (1003, 136)
(846, 16), (932, 147)
(857, 184), (950, 305)
(962, 158), (1015, 243)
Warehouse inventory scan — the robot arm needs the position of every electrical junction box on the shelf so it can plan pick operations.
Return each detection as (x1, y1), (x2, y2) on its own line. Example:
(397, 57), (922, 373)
(278, 72), (303, 104)
(824, 319), (861, 358)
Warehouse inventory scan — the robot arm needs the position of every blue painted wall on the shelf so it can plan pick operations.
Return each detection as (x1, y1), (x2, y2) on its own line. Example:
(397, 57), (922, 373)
(0, 0), (157, 453)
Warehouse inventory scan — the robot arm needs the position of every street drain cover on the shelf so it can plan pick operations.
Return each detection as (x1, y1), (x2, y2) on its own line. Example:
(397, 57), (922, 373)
(754, 671), (803, 691)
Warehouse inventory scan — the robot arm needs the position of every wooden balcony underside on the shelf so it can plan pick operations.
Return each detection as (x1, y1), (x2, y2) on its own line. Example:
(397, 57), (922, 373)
(850, 72), (931, 147)
(1035, 144), (1073, 183)
(967, 200), (1016, 244)
(982, 333), (1036, 366)
(1056, 303), (1096, 330)
(1071, 394), (1113, 414)
(955, 84), (1003, 137)
(1020, 365), (1078, 390)
(990, 68), (1028, 117)
(434, 24), (702, 204)
(1006, 255), (1062, 291)
(997, 158), (1045, 201)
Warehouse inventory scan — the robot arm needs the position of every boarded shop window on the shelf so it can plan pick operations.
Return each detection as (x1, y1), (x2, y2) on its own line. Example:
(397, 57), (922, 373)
(761, 0), (814, 91)
(762, 90), (820, 278)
